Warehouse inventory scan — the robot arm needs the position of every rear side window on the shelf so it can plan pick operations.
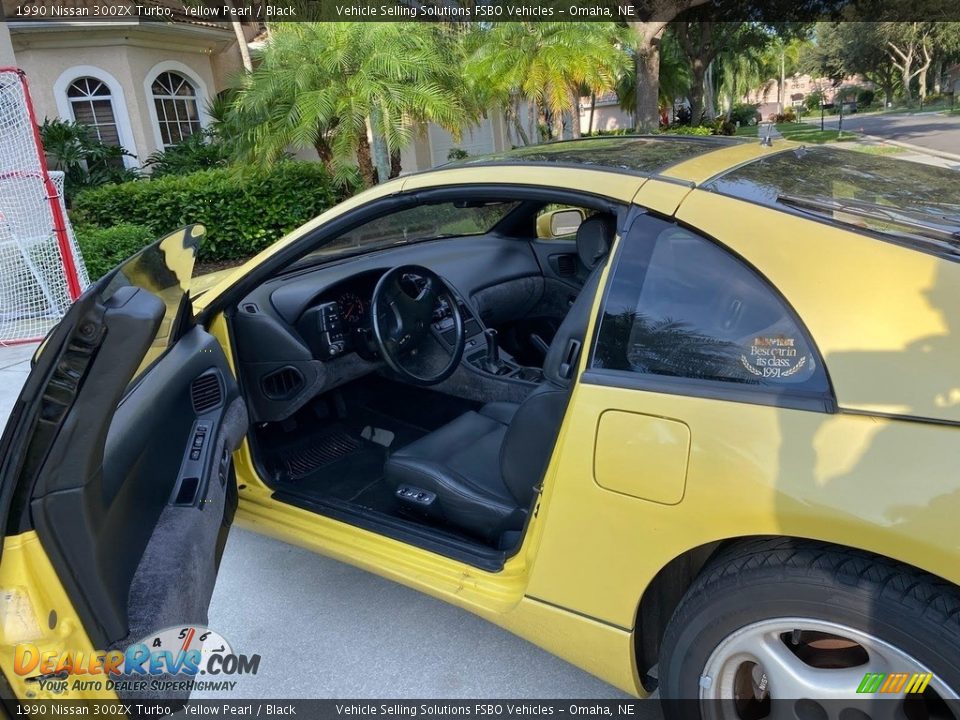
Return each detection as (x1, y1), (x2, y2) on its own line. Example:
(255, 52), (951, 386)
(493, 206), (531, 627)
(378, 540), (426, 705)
(592, 222), (829, 393)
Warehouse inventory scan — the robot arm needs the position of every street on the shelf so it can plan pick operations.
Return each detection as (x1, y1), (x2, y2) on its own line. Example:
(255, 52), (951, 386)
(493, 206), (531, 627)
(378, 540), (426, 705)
(816, 111), (960, 157)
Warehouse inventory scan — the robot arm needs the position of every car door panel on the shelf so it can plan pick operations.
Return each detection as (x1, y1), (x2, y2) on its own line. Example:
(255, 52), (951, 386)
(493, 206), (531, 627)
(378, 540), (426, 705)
(32, 327), (244, 648)
(0, 225), (246, 655)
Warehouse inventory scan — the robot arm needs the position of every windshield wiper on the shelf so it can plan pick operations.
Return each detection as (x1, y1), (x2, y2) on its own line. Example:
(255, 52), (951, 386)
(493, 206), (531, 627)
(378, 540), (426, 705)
(777, 193), (960, 249)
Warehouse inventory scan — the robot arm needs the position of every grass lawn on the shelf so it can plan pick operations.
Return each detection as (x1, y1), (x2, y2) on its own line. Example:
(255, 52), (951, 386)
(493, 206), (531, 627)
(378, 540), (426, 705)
(845, 144), (906, 156)
(735, 123), (857, 144)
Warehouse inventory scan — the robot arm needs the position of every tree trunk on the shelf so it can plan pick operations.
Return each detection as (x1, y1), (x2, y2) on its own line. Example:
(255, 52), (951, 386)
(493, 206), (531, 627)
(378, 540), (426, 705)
(901, 63), (914, 102)
(588, 93), (596, 135)
(688, 59), (706, 125)
(548, 105), (563, 141)
(779, 50), (786, 115)
(889, 42), (915, 102)
(508, 94), (530, 146)
(389, 149), (402, 179)
(355, 133), (377, 188)
(933, 59), (943, 94)
(917, 44), (933, 100)
(568, 87), (582, 139)
(231, 20), (253, 72)
(703, 62), (716, 122)
(313, 135), (334, 173)
(632, 30), (663, 132)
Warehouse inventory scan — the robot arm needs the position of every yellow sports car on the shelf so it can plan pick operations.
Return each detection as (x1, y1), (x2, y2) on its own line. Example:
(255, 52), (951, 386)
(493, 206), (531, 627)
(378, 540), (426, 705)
(3, 136), (960, 717)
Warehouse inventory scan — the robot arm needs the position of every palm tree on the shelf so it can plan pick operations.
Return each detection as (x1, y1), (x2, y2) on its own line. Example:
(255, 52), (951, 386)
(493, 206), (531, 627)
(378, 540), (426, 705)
(618, 28), (691, 126)
(232, 22), (472, 187)
(714, 42), (767, 119)
(465, 23), (627, 141)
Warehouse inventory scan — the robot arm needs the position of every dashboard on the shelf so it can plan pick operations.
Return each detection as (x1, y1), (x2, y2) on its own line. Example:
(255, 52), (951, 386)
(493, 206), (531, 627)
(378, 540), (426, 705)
(230, 233), (573, 423)
(296, 272), (379, 359)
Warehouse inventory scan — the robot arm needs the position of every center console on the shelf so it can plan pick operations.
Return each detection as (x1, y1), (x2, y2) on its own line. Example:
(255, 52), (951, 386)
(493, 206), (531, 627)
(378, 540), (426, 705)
(433, 297), (544, 386)
(467, 328), (543, 383)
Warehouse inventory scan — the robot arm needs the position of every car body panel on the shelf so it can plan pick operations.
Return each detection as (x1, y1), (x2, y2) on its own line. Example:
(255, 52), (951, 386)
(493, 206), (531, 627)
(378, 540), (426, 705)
(630, 177), (692, 216)
(660, 138), (792, 185)
(0, 532), (118, 701)
(526, 381), (960, 628)
(677, 189), (960, 424)
(10, 138), (958, 700)
(203, 150), (959, 696)
(402, 165), (646, 203)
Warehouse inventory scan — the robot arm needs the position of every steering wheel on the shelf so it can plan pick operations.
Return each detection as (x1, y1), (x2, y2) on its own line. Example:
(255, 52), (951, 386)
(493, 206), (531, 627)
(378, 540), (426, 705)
(370, 265), (465, 386)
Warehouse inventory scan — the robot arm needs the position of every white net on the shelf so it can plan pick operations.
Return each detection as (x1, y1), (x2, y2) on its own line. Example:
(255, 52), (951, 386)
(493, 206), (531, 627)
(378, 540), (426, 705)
(0, 69), (89, 345)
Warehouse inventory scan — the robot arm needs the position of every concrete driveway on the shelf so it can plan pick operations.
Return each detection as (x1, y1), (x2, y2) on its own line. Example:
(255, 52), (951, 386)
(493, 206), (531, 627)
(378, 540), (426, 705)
(0, 343), (639, 702)
(817, 111), (960, 157)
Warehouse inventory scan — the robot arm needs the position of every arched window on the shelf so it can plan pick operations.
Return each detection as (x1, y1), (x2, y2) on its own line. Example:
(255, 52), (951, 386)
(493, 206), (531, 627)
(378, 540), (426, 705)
(150, 71), (201, 147)
(66, 77), (120, 146)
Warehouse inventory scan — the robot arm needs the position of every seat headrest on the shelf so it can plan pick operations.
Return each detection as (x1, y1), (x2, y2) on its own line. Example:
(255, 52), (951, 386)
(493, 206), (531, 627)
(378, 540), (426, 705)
(576, 214), (617, 269)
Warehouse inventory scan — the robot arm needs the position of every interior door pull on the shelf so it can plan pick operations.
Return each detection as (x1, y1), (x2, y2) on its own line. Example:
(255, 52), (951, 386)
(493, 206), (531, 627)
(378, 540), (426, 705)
(559, 339), (582, 379)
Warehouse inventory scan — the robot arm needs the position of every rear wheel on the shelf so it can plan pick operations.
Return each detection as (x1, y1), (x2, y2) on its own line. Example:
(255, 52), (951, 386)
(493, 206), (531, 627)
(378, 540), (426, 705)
(658, 538), (960, 720)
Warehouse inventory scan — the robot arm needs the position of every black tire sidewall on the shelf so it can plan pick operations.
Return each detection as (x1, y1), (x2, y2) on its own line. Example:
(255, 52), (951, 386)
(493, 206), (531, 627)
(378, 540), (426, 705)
(660, 572), (960, 702)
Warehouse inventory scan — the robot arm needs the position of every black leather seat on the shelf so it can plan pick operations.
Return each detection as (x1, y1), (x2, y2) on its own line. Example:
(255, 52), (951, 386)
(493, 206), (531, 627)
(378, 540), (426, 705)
(384, 214), (616, 542)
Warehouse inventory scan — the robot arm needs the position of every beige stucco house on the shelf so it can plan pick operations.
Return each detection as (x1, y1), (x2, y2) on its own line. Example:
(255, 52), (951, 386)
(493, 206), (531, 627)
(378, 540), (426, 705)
(0, 14), (520, 174)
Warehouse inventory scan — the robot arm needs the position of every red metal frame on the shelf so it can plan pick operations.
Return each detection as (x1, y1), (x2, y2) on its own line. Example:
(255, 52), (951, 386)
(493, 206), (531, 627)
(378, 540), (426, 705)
(1, 67), (83, 301)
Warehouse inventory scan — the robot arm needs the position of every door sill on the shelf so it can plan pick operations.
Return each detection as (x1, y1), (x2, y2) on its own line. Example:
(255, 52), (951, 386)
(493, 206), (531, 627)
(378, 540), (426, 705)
(272, 490), (508, 572)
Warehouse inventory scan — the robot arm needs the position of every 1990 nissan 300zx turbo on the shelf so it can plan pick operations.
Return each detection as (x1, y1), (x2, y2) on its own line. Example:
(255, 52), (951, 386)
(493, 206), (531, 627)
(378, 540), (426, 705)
(3, 136), (960, 717)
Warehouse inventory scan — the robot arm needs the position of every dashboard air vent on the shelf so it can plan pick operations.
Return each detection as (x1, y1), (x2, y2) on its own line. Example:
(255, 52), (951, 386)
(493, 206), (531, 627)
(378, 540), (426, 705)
(262, 366), (304, 400)
(191, 373), (223, 414)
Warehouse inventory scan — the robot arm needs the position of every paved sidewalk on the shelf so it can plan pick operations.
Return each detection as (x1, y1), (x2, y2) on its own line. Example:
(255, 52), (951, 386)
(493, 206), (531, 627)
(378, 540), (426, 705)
(0, 343), (37, 421)
(0, 343), (635, 701)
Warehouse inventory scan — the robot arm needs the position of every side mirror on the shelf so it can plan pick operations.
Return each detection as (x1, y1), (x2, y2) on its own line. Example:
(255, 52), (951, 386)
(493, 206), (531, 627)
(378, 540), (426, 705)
(537, 208), (585, 239)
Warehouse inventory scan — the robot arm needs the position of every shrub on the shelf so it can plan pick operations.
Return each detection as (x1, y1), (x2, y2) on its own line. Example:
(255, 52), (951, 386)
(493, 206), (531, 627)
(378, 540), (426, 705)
(73, 161), (352, 262)
(856, 88), (876, 107)
(771, 108), (796, 123)
(447, 148), (469, 160)
(729, 103), (760, 127)
(658, 125), (713, 136)
(75, 223), (155, 281)
(143, 130), (229, 177)
(804, 91), (824, 112)
(40, 118), (138, 205)
(712, 117), (737, 136)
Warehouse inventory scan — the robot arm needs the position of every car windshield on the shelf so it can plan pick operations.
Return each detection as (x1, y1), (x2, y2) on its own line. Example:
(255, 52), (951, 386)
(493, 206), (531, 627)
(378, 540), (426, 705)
(299, 200), (520, 265)
(704, 146), (960, 256)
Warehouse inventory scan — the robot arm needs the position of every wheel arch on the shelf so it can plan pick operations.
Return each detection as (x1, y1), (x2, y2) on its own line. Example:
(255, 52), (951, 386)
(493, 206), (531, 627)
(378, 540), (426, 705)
(631, 533), (960, 691)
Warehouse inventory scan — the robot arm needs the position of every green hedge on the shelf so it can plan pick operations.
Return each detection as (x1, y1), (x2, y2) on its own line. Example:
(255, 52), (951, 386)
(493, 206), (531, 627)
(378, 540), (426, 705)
(72, 162), (350, 263)
(76, 223), (155, 281)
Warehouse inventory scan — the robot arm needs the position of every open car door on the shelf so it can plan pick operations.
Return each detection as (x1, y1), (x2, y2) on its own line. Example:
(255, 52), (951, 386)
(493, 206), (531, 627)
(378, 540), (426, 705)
(0, 226), (248, 701)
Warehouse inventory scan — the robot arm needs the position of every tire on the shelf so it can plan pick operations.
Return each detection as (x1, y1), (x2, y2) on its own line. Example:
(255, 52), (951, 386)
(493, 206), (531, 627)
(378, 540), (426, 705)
(658, 537), (960, 718)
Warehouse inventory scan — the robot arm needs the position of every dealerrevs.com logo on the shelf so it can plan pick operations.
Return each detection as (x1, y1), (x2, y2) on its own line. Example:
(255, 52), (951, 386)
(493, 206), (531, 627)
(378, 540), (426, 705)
(14, 626), (260, 694)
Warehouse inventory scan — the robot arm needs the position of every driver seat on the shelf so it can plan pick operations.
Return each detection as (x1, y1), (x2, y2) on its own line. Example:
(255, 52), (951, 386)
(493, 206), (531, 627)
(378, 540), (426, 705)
(383, 214), (616, 542)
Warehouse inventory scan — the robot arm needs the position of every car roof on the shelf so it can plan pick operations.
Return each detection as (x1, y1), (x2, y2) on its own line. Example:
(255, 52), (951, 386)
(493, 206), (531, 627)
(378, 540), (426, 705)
(702, 145), (960, 261)
(448, 135), (748, 178)
(432, 136), (960, 261)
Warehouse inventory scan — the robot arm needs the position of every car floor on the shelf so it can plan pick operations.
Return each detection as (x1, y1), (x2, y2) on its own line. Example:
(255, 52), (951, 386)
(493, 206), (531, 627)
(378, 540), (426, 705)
(255, 376), (483, 531)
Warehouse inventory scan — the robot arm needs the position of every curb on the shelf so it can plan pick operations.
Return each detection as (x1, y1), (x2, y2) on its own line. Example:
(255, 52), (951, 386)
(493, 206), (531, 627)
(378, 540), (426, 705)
(860, 135), (960, 163)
